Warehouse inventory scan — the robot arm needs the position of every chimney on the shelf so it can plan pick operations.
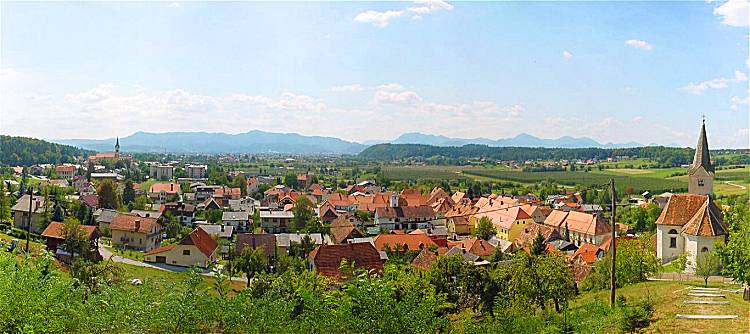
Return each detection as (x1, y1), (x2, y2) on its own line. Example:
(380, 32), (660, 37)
(145, 213), (150, 218)
(221, 224), (225, 232)
(135, 219), (141, 231)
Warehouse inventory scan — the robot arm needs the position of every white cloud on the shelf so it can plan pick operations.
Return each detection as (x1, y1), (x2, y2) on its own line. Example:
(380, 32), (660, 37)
(355, 1), (453, 27)
(623, 86), (638, 95)
(354, 10), (404, 27)
(730, 95), (750, 111)
(681, 70), (747, 94)
(376, 83), (405, 91)
(562, 50), (573, 61)
(331, 84), (365, 92)
(374, 86), (422, 104)
(407, 0), (454, 14)
(64, 83), (115, 103)
(625, 39), (654, 51)
(168, 2), (181, 8)
(714, 0), (749, 27)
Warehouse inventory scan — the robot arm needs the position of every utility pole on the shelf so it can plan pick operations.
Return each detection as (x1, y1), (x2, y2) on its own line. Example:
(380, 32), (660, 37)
(25, 186), (33, 253)
(609, 178), (617, 308)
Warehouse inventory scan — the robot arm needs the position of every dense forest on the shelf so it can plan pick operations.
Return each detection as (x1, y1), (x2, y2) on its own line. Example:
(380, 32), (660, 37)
(358, 144), (746, 166)
(0, 136), (93, 166)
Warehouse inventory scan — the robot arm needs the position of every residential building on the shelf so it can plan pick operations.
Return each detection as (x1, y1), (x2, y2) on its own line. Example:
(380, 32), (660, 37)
(275, 233), (328, 253)
(162, 202), (196, 225)
(374, 205), (436, 231)
(259, 210), (294, 233)
(54, 165), (77, 179)
(11, 195), (48, 234)
(373, 233), (437, 252)
(221, 211), (250, 232)
(185, 164), (207, 179)
(196, 223), (233, 240)
(308, 243), (384, 278)
(235, 233), (277, 261)
(94, 208), (119, 232)
(474, 205), (534, 241)
(148, 182), (180, 203)
(149, 164), (174, 181)
(109, 213), (162, 251)
(445, 203), (478, 236)
(41, 221), (102, 262)
(144, 228), (218, 268)
(543, 210), (611, 246)
(329, 215), (364, 244)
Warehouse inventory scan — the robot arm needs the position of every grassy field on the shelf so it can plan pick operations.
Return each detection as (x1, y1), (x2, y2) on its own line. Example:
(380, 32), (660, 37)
(575, 280), (748, 333)
(383, 166), (471, 181)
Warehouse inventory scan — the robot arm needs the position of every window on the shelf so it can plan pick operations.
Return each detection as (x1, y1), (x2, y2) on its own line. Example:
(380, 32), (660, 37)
(669, 237), (677, 248)
(698, 179), (704, 187)
(183, 249), (191, 256)
(701, 247), (708, 253)
(668, 229), (678, 234)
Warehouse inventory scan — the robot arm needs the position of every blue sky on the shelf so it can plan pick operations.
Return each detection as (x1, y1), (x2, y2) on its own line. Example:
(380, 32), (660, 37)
(1, 1), (748, 148)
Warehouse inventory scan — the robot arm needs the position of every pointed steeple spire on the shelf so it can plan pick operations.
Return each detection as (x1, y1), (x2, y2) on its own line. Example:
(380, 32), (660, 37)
(691, 118), (713, 173)
(116, 136), (119, 147)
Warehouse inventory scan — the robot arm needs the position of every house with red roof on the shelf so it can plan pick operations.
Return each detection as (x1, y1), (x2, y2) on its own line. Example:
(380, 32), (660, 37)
(41, 221), (102, 262)
(148, 182), (180, 203)
(144, 228), (218, 268)
(543, 209), (611, 246)
(109, 213), (162, 251)
(308, 242), (384, 278)
(373, 233), (437, 252)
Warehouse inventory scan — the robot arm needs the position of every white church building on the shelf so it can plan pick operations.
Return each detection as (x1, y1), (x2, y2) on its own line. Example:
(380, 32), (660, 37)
(655, 120), (729, 272)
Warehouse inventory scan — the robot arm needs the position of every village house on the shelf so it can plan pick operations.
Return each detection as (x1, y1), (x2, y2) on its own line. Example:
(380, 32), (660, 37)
(246, 176), (259, 195)
(373, 233), (437, 252)
(196, 223), (233, 240)
(54, 165), (77, 179)
(221, 211), (250, 232)
(374, 204), (436, 231)
(144, 228), (218, 268)
(329, 215), (364, 244)
(445, 203), (478, 236)
(41, 221), (102, 262)
(450, 236), (496, 258)
(148, 182), (180, 203)
(11, 194), (48, 234)
(235, 233), (277, 261)
(275, 233), (329, 253)
(308, 242), (384, 278)
(109, 213), (162, 251)
(94, 208), (119, 233)
(543, 210), (611, 246)
(162, 202), (196, 225)
(474, 205), (534, 241)
(259, 210), (294, 233)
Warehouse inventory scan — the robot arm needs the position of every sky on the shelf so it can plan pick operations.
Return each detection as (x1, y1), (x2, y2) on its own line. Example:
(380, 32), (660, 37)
(1, 1), (748, 148)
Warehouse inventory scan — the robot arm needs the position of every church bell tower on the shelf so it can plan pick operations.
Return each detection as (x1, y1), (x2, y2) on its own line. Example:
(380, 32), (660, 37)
(115, 137), (120, 160)
(688, 119), (714, 195)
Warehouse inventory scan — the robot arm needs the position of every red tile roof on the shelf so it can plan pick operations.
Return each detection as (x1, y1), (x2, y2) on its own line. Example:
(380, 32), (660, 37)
(41, 221), (100, 240)
(79, 194), (99, 208)
(235, 233), (276, 257)
(411, 248), (438, 270)
(330, 216), (363, 244)
(179, 228), (218, 257)
(373, 233), (437, 252)
(109, 213), (159, 234)
(309, 243), (384, 278)
(458, 237), (496, 257)
(149, 182), (180, 194)
(375, 205), (435, 220)
(144, 244), (175, 256)
(655, 194), (727, 237)
(55, 165), (76, 173)
(572, 242), (603, 265)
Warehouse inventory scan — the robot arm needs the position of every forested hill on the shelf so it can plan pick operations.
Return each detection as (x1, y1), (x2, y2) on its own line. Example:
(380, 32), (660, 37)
(359, 144), (698, 165)
(0, 135), (93, 166)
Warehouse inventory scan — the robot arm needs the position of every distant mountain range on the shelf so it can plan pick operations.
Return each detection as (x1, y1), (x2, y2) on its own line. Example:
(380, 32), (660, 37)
(381, 132), (645, 149)
(54, 131), (366, 154)
(53, 130), (648, 154)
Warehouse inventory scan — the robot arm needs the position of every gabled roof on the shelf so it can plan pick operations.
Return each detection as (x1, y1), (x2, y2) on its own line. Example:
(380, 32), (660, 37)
(655, 194), (727, 237)
(411, 248), (438, 270)
(543, 209), (611, 236)
(149, 182), (180, 194)
(11, 195), (46, 213)
(235, 233), (276, 257)
(94, 208), (119, 223)
(41, 221), (100, 240)
(330, 216), (364, 244)
(109, 213), (159, 234)
(373, 233), (437, 251)
(572, 242), (603, 265)
(457, 237), (496, 257)
(309, 243), (384, 278)
(222, 211), (249, 221)
(79, 194), (99, 208)
(514, 222), (561, 248)
(180, 228), (218, 257)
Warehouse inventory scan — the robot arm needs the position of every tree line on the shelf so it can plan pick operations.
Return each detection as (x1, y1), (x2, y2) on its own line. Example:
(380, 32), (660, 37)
(358, 144), (741, 166)
(0, 135), (93, 166)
